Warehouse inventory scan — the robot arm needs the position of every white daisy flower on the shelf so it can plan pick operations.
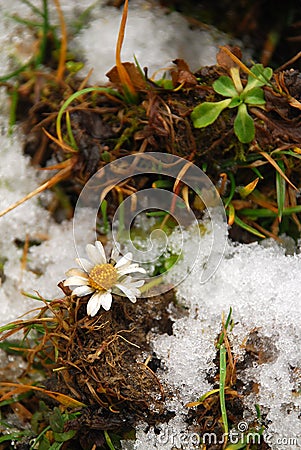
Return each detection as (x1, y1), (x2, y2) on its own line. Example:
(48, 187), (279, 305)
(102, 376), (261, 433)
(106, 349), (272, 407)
(64, 241), (146, 316)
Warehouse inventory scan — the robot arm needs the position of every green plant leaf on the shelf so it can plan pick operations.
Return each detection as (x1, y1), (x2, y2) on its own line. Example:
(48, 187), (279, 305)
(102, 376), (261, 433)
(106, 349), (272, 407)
(243, 87), (266, 105)
(156, 78), (174, 89)
(244, 64), (273, 93)
(191, 99), (232, 128)
(228, 96), (242, 108)
(49, 408), (64, 433)
(234, 103), (255, 143)
(48, 443), (64, 450)
(213, 76), (237, 97)
(251, 64), (273, 82)
(53, 430), (77, 442)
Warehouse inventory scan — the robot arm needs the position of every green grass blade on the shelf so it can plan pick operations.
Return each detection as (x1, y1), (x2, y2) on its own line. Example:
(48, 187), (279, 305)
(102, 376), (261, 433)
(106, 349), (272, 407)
(219, 344), (228, 439)
(104, 431), (116, 450)
(0, 322), (23, 334)
(197, 388), (220, 403)
(273, 149), (301, 160)
(0, 63), (30, 82)
(19, 0), (44, 17)
(251, 166), (264, 179)
(56, 87), (124, 143)
(8, 85), (18, 135)
(29, 425), (51, 450)
(35, 0), (49, 66)
(223, 172), (236, 208)
(239, 205), (301, 218)
(7, 15), (44, 28)
(276, 160), (286, 222)
(225, 442), (247, 449)
(0, 430), (33, 443)
(234, 216), (266, 238)
(133, 54), (146, 80)
(100, 200), (109, 234)
(65, 111), (78, 150)
(22, 291), (52, 302)
(217, 307), (232, 347)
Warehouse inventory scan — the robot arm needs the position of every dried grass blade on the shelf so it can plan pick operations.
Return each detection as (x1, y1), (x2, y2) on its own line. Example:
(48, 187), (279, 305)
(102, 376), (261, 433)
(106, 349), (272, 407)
(0, 163), (73, 218)
(0, 382), (86, 407)
(115, 0), (136, 98)
(53, 0), (67, 82)
(259, 151), (297, 190)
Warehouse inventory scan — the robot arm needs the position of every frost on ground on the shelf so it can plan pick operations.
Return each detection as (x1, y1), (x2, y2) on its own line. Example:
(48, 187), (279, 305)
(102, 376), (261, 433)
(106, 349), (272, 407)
(0, 1), (300, 449)
(122, 229), (301, 450)
(0, 0), (102, 321)
(0, 115), (95, 319)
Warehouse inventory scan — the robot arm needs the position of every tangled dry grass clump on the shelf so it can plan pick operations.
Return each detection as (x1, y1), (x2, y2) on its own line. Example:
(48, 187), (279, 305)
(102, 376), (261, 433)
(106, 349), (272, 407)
(0, 285), (176, 447)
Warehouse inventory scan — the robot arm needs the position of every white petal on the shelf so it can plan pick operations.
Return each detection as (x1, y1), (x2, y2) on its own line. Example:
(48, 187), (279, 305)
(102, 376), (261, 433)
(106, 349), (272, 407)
(99, 291), (113, 311)
(64, 276), (89, 287)
(66, 268), (88, 278)
(76, 257), (94, 272)
(72, 285), (94, 297)
(119, 276), (145, 289)
(86, 243), (106, 265)
(115, 283), (139, 303)
(87, 291), (112, 316)
(94, 241), (107, 264)
(87, 292), (102, 316)
(115, 252), (133, 269)
(117, 264), (146, 276)
(110, 243), (120, 262)
(128, 279), (145, 289)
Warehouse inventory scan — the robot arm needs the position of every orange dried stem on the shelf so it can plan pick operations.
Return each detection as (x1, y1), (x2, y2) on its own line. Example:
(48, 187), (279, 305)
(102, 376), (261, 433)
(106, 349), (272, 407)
(116, 0), (136, 97)
(54, 0), (67, 82)
(220, 46), (253, 77)
(0, 382), (86, 407)
(21, 234), (30, 272)
(43, 127), (78, 153)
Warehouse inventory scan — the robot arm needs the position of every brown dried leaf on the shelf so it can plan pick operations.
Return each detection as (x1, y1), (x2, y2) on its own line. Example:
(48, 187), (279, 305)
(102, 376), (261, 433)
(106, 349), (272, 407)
(171, 58), (197, 86)
(216, 45), (242, 70)
(288, 96), (301, 110)
(106, 62), (146, 90)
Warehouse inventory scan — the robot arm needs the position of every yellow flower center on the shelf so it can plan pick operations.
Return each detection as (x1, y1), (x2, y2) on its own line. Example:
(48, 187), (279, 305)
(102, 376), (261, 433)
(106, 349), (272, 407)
(88, 264), (118, 291)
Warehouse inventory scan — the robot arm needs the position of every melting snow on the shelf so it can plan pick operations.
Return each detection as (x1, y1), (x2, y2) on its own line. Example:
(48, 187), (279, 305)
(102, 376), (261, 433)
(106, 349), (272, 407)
(0, 1), (300, 449)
